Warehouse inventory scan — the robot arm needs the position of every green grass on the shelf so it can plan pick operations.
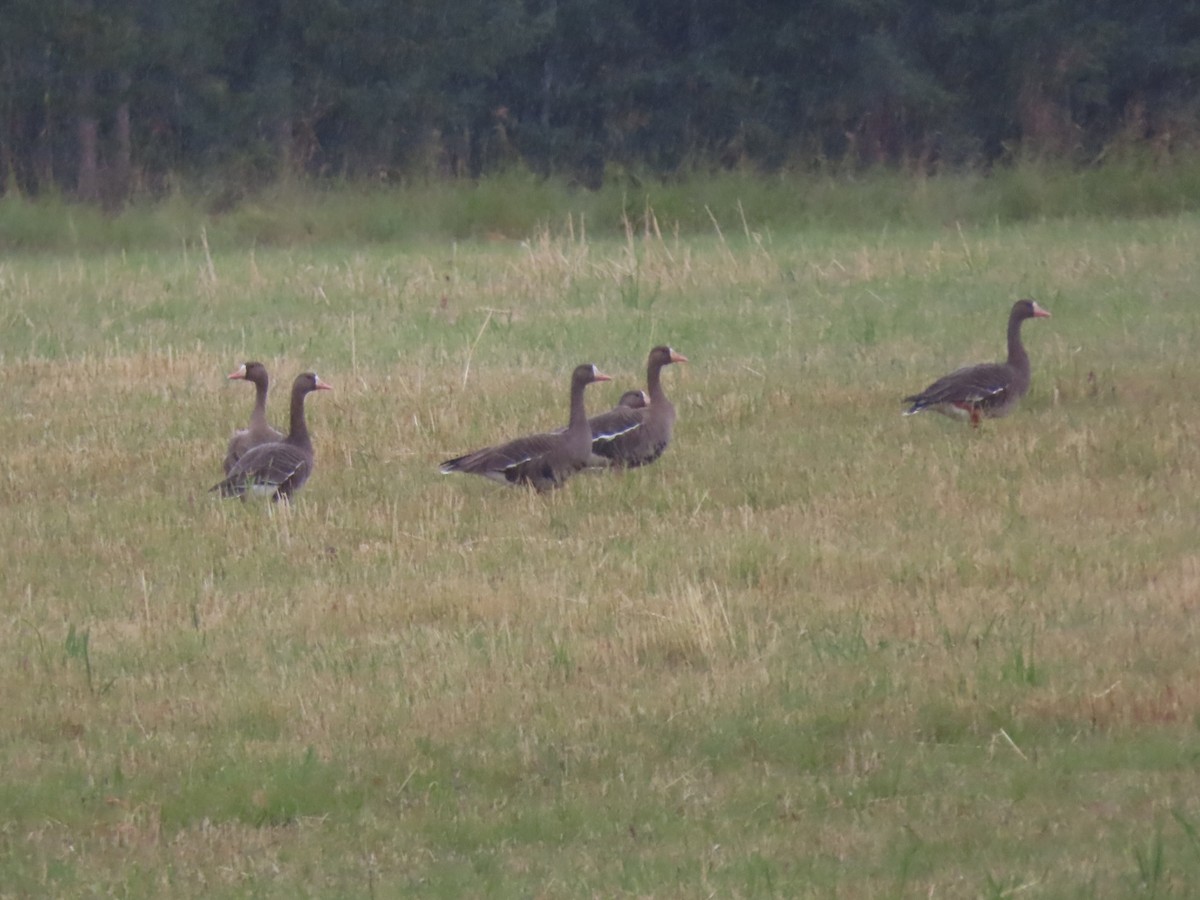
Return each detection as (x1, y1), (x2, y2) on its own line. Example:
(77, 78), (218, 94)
(8, 155), (1200, 252)
(2, 198), (1200, 897)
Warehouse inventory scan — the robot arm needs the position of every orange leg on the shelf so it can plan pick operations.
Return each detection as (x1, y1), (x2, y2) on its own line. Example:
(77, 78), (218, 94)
(952, 401), (983, 427)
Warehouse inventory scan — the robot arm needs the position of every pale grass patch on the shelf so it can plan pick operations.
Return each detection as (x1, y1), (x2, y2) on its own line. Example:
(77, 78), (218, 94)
(619, 579), (739, 669)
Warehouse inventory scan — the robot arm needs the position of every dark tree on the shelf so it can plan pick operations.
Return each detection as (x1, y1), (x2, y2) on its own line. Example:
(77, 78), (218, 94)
(2, 0), (1200, 199)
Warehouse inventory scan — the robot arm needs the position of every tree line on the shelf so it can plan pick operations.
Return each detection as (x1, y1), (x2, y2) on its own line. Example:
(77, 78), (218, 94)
(2, 0), (1198, 204)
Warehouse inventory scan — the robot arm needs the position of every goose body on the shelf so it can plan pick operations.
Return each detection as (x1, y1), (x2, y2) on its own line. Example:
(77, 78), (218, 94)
(223, 361), (284, 474)
(441, 364), (611, 492)
(904, 299), (1050, 426)
(213, 372), (332, 501)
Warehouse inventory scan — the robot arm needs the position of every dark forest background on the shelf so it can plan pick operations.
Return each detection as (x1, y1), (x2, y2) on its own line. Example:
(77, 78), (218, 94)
(2, 0), (1199, 205)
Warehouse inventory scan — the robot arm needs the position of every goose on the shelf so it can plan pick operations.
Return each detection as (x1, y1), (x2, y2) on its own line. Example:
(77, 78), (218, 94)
(223, 361), (284, 474)
(440, 364), (612, 492)
(904, 299), (1050, 426)
(587, 346), (687, 467)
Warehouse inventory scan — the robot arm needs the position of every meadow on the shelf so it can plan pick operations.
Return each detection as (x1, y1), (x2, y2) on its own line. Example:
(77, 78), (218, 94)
(2, 178), (1200, 897)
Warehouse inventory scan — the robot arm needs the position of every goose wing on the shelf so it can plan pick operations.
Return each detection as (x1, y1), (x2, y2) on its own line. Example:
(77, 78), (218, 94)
(585, 408), (644, 465)
(440, 431), (563, 482)
(213, 442), (311, 498)
(904, 363), (1011, 412)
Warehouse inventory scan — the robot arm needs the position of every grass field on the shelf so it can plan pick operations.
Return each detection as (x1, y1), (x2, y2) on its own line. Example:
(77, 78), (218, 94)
(2, 197), (1200, 897)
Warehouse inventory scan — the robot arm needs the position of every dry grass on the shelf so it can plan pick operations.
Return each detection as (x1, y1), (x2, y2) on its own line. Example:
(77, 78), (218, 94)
(2, 212), (1200, 897)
